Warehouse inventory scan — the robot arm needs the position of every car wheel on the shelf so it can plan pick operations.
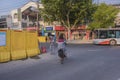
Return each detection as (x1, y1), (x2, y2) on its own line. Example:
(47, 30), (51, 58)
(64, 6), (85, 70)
(110, 40), (116, 46)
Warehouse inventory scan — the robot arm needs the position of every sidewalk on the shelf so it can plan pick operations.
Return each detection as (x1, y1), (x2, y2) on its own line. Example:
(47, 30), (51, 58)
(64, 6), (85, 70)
(40, 39), (93, 44)
(67, 39), (93, 44)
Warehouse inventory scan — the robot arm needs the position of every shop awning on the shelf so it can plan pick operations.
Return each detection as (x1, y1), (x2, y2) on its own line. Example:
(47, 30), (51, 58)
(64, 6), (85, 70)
(55, 26), (66, 31)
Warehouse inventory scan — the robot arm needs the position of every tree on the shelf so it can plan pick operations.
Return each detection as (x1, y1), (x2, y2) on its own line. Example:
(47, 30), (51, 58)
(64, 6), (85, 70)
(88, 3), (120, 30)
(40, 0), (94, 40)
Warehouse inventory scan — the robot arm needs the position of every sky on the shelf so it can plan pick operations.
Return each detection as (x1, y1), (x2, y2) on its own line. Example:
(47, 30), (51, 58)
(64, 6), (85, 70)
(0, 0), (120, 16)
(99, 0), (120, 4)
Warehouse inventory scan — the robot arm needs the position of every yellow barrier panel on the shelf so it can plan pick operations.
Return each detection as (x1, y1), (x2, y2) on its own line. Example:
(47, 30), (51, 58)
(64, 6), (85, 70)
(0, 30), (10, 62)
(10, 30), (26, 60)
(26, 31), (40, 57)
(38, 36), (46, 42)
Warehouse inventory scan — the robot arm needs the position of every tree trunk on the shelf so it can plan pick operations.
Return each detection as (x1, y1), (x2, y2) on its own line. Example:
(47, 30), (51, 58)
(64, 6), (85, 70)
(68, 28), (71, 41)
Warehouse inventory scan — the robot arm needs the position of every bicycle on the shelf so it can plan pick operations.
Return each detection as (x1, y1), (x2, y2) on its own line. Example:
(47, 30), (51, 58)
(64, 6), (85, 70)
(58, 48), (67, 64)
(57, 41), (67, 64)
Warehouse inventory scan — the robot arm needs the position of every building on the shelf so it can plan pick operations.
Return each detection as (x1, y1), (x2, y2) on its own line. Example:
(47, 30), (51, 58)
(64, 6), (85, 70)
(113, 4), (120, 27)
(0, 15), (12, 28)
(0, 1), (43, 30)
(115, 13), (120, 27)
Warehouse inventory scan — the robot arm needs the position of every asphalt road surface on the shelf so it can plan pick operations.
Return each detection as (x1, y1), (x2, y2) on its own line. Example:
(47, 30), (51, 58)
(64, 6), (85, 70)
(0, 44), (120, 80)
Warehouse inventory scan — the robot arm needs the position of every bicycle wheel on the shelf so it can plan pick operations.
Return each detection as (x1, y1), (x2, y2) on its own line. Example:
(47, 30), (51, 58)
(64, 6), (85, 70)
(60, 58), (64, 64)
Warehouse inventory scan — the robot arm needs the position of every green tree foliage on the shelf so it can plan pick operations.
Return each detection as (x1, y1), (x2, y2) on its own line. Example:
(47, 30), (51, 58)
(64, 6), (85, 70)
(40, 0), (94, 40)
(88, 3), (119, 30)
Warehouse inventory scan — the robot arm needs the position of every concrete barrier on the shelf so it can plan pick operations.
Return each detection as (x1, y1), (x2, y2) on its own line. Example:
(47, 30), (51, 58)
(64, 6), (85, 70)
(38, 36), (46, 43)
(26, 31), (40, 57)
(10, 30), (27, 60)
(0, 30), (10, 62)
(0, 29), (40, 62)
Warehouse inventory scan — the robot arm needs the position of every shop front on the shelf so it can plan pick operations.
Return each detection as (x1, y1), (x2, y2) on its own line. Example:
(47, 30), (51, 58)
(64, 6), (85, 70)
(55, 25), (91, 40)
(55, 26), (68, 40)
(71, 25), (90, 40)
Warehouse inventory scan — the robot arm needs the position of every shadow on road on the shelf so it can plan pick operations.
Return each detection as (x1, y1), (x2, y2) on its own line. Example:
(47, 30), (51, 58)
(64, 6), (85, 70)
(30, 56), (41, 59)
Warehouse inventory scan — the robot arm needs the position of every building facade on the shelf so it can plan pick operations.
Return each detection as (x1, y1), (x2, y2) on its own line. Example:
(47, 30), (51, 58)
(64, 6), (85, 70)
(113, 4), (120, 27)
(0, 1), (43, 30)
(0, 15), (12, 28)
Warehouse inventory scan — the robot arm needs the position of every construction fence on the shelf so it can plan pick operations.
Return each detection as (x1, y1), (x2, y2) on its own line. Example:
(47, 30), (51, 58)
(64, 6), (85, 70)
(0, 29), (40, 63)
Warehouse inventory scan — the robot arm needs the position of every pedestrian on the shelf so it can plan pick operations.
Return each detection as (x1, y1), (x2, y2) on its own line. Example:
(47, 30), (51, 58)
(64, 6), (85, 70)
(48, 33), (55, 55)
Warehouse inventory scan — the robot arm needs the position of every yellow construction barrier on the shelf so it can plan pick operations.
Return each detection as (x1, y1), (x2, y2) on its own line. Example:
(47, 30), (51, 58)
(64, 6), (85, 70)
(0, 30), (10, 62)
(38, 36), (47, 42)
(26, 31), (40, 57)
(10, 30), (27, 60)
(0, 29), (40, 62)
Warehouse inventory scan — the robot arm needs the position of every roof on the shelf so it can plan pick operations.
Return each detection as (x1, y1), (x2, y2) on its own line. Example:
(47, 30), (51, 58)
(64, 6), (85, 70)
(11, 1), (43, 13)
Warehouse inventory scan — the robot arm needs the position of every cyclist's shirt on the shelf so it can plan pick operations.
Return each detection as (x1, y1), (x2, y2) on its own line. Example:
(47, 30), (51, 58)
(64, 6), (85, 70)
(58, 39), (64, 42)
(57, 38), (65, 50)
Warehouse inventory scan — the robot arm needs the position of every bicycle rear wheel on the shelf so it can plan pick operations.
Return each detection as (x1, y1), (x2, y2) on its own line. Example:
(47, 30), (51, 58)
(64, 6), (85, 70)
(60, 58), (64, 64)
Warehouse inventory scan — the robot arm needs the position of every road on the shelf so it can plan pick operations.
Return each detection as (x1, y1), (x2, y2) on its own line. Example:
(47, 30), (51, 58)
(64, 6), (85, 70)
(0, 44), (120, 80)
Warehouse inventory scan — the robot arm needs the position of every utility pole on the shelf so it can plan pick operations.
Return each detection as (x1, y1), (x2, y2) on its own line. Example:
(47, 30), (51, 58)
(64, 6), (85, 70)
(36, 0), (40, 36)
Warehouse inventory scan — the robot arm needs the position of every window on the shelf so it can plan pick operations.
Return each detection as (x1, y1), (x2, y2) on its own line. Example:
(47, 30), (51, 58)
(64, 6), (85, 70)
(108, 30), (116, 38)
(116, 31), (120, 38)
(13, 22), (18, 26)
(22, 22), (27, 28)
(22, 15), (27, 20)
(99, 31), (108, 39)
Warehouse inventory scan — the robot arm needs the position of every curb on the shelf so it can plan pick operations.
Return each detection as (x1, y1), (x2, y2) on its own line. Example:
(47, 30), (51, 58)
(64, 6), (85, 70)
(66, 40), (93, 44)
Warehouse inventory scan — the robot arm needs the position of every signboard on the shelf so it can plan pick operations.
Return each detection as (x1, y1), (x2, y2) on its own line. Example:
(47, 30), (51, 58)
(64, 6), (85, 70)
(46, 27), (53, 31)
(0, 32), (6, 46)
(55, 26), (65, 31)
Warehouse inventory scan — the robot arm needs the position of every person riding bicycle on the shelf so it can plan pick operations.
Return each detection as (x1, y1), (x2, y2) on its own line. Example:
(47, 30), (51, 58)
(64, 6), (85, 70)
(57, 33), (66, 51)
(57, 33), (67, 64)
